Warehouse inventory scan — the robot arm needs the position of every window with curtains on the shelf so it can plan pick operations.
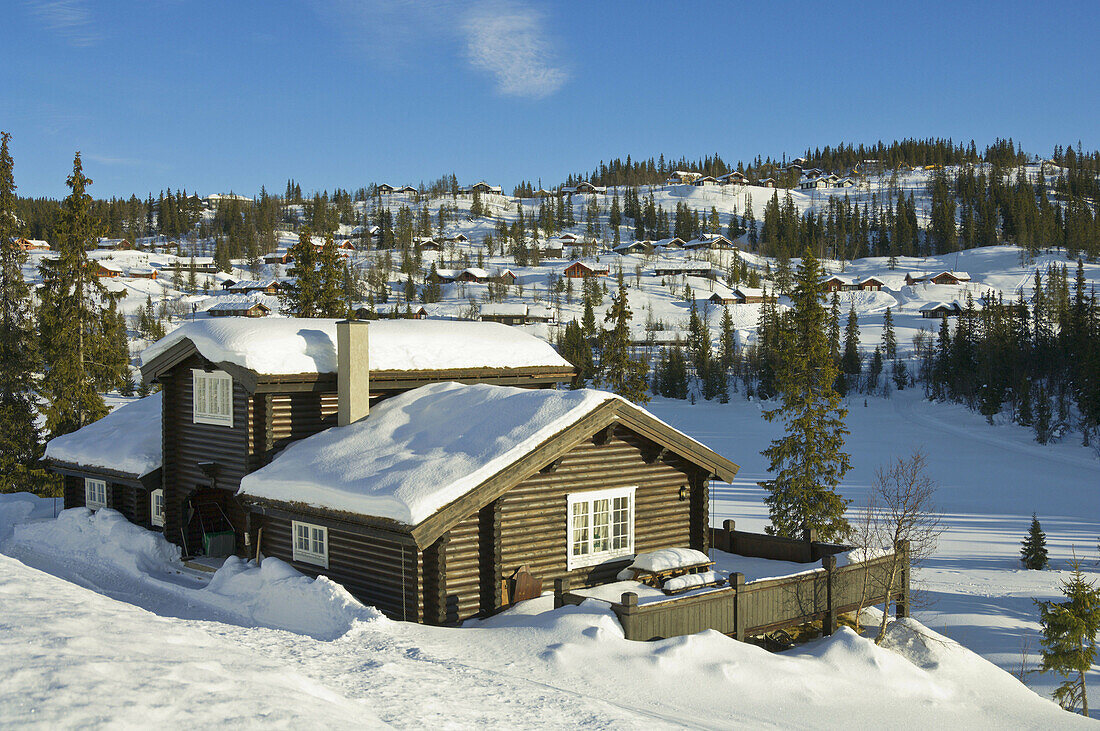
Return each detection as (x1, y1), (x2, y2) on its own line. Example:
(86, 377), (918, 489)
(85, 478), (107, 510)
(192, 369), (233, 427)
(566, 487), (635, 570)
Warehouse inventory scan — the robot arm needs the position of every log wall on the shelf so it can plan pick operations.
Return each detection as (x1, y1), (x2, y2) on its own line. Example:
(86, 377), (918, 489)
(439, 426), (705, 623)
(256, 511), (422, 622)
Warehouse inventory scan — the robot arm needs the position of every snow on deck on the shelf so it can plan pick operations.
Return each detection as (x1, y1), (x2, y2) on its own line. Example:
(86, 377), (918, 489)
(44, 393), (162, 477)
(240, 383), (618, 524)
(140, 317), (572, 375)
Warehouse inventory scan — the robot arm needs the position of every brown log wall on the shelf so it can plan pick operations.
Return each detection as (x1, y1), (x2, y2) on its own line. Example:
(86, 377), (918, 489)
(439, 427), (705, 624)
(256, 512), (422, 622)
(161, 354), (252, 555)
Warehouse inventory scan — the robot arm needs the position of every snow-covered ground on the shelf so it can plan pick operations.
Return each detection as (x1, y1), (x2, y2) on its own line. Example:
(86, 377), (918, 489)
(1, 496), (1089, 727)
(646, 386), (1100, 709)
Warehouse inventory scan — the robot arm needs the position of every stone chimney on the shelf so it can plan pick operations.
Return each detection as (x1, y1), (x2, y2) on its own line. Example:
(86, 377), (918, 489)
(336, 319), (370, 426)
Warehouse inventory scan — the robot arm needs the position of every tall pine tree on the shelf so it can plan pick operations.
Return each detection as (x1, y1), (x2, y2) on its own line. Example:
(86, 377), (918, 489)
(761, 248), (852, 541)
(38, 153), (116, 438)
(0, 132), (47, 492)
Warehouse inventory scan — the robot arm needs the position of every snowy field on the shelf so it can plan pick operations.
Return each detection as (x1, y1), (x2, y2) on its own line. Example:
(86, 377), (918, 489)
(0, 493), (1090, 728)
(646, 386), (1100, 709)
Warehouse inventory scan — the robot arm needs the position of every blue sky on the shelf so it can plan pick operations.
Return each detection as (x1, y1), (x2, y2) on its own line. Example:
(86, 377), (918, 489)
(3, 1), (1097, 198)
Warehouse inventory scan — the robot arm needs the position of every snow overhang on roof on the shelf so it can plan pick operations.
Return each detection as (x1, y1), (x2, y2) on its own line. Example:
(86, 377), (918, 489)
(239, 382), (739, 546)
(43, 393), (163, 479)
(139, 318), (573, 383)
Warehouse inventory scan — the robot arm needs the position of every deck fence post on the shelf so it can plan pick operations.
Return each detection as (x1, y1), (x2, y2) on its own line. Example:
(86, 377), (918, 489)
(619, 592), (639, 641)
(731, 572), (745, 641)
(895, 540), (910, 619)
(822, 554), (837, 635)
(721, 519), (736, 553)
(554, 577), (568, 609)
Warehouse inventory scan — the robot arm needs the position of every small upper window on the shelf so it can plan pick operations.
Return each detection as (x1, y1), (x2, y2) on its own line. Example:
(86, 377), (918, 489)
(292, 521), (329, 568)
(85, 478), (107, 510)
(150, 488), (165, 527)
(192, 369), (233, 427)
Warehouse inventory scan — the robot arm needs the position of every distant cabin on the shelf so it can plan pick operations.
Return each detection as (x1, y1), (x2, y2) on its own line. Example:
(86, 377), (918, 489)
(562, 261), (610, 278)
(906, 271), (971, 286)
(614, 241), (651, 256)
(208, 301), (271, 318)
(654, 262), (713, 278)
(836, 178), (856, 188)
(732, 287), (772, 304)
(129, 267), (158, 280)
(227, 280), (281, 296)
(368, 305), (429, 320)
(859, 277), (884, 291)
(707, 289), (737, 305)
(920, 302), (962, 319)
(799, 176), (832, 190)
(558, 233), (579, 243)
(692, 176), (720, 187)
(378, 184), (416, 195)
(480, 303), (529, 326)
(16, 237), (50, 251)
(757, 178), (777, 188)
(717, 172), (748, 186)
(441, 234), (469, 244)
(415, 238), (443, 252)
(666, 171), (702, 185)
(264, 252), (293, 265)
(462, 182), (502, 195)
(821, 276), (851, 293)
(96, 262), (123, 278)
(683, 235), (735, 251)
(563, 182), (606, 195)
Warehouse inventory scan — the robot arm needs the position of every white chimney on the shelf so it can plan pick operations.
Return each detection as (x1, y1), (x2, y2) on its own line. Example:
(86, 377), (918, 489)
(337, 319), (370, 426)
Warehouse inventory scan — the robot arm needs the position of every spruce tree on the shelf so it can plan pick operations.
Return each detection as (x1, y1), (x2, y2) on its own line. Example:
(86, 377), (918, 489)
(0, 132), (46, 493)
(558, 319), (593, 389)
(596, 278), (649, 403)
(1020, 514), (1049, 569)
(38, 153), (111, 438)
(315, 233), (345, 317)
(761, 248), (852, 541)
(280, 227), (319, 316)
(840, 303), (862, 393)
(1036, 560), (1100, 715)
(882, 306), (897, 359)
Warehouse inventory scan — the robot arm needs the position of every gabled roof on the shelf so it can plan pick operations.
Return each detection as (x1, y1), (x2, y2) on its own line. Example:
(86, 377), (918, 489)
(44, 393), (162, 479)
(239, 382), (739, 547)
(140, 318), (572, 386)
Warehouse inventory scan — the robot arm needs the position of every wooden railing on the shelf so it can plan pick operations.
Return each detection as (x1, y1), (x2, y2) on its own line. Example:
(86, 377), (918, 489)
(556, 539), (910, 643)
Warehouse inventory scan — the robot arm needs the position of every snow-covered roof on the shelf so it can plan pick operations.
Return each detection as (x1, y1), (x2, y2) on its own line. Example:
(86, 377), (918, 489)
(240, 383), (658, 525)
(480, 303), (528, 317)
(734, 286), (765, 297)
(206, 299), (271, 313)
(44, 393), (162, 477)
(140, 318), (571, 375)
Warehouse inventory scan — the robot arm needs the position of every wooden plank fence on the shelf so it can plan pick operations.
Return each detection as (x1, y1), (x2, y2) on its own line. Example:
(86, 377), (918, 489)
(555, 535), (910, 643)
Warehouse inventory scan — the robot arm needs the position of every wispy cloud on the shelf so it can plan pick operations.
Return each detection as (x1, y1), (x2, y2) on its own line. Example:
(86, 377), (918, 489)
(319, 0), (567, 99)
(462, 1), (567, 99)
(27, 0), (100, 47)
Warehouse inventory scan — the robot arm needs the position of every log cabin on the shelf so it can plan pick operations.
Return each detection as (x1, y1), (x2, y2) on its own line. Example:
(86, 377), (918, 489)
(562, 261), (610, 278)
(43, 318), (740, 626)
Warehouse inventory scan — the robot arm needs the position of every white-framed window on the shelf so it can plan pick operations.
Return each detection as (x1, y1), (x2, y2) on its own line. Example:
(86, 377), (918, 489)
(192, 369), (233, 427)
(292, 521), (329, 568)
(150, 488), (165, 527)
(85, 478), (108, 510)
(566, 486), (635, 570)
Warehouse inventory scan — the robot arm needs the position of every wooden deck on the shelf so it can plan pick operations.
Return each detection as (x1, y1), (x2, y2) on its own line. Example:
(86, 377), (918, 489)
(556, 528), (910, 643)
